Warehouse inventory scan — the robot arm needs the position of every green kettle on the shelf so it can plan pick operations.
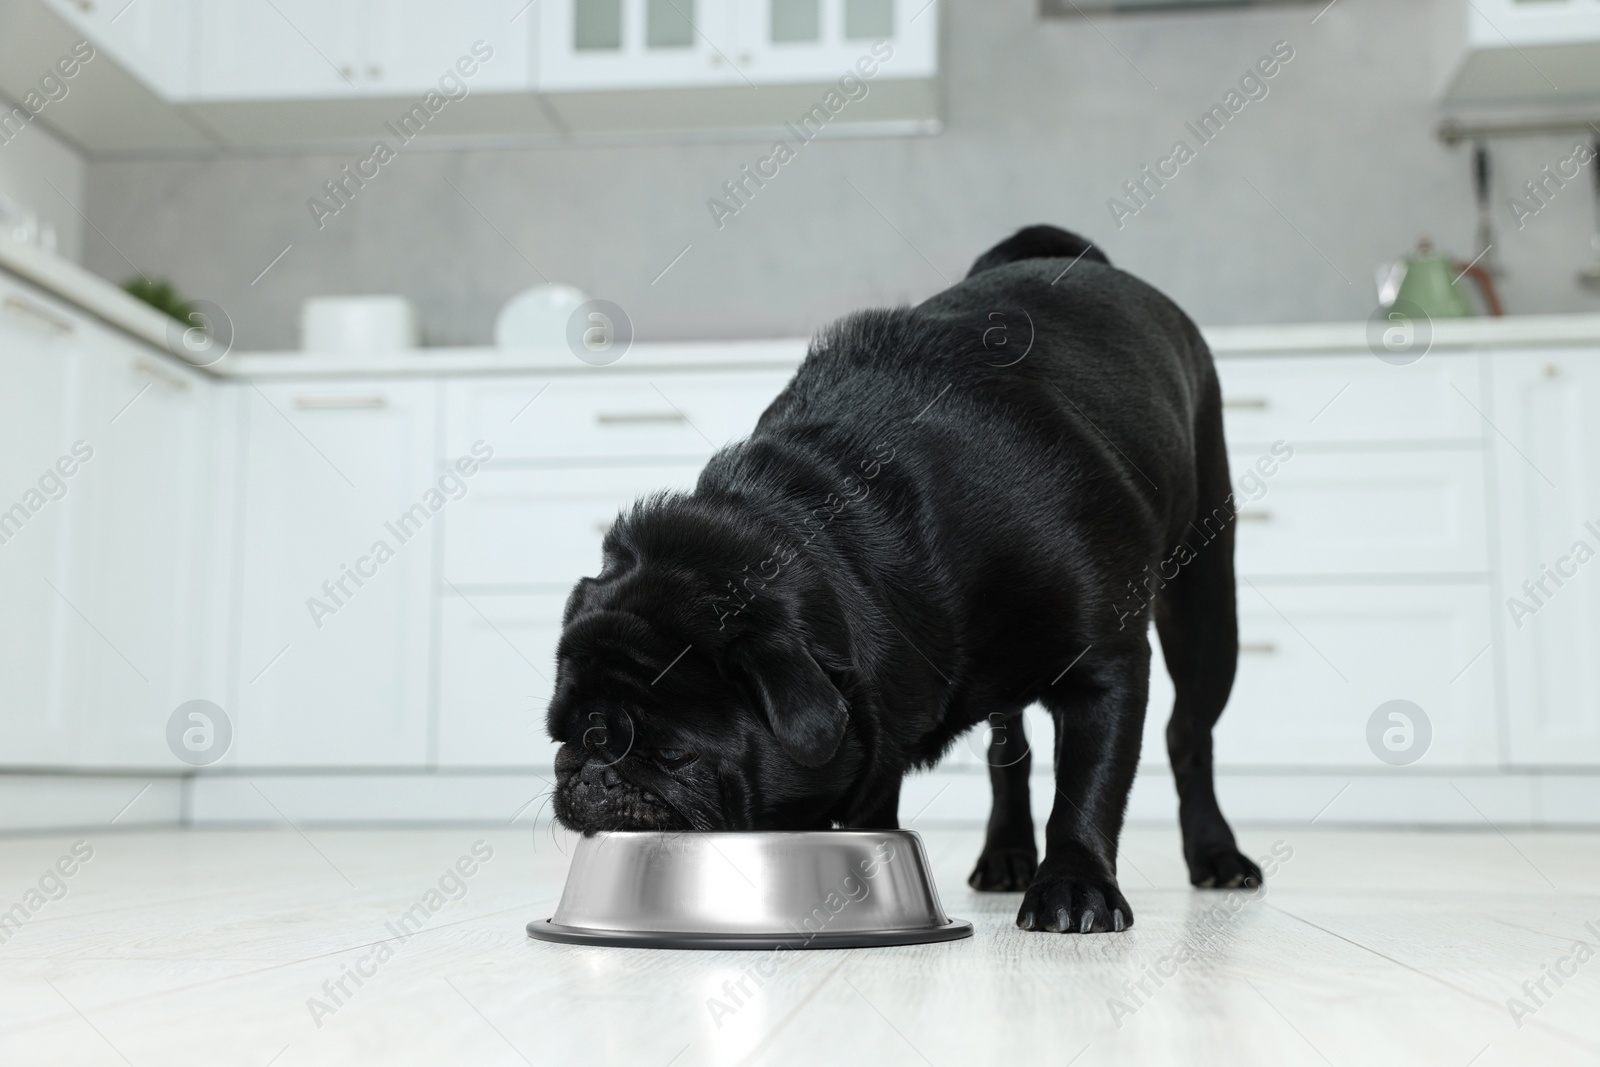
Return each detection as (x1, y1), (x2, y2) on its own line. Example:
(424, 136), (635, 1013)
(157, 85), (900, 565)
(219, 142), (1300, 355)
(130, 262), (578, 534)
(1376, 239), (1502, 318)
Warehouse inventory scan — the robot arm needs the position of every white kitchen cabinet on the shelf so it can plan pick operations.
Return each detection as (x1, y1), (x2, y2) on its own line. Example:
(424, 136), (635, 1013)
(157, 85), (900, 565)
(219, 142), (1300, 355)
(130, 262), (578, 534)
(1215, 584), (1499, 767)
(446, 465), (705, 587)
(1437, 0), (1600, 103)
(1491, 350), (1600, 765)
(442, 372), (791, 461)
(41, 0), (196, 100)
(734, 0), (936, 85)
(1453, 0), (1600, 48)
(0, 276), (78, 764)
(0, 272), (223, 769)
(194, 0), (528, 101)
(233, 380), (438, 765)
(536, 0), (934, 91)
(52, 316), (217, 767)
(1217, 354), (1485, 448)
(436, 592), (565, 767)
(366, 0), (531, 95)
(194, 0), (364, 101)
(1229, 449), (1489, 578)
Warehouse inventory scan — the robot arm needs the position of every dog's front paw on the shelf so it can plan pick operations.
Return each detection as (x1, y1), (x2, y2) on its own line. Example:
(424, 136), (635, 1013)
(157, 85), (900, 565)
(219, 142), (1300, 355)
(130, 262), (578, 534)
(968, 846), (1037, 891)
(1187, 846), (1262, 890)
(1016, 872), (1131, 934)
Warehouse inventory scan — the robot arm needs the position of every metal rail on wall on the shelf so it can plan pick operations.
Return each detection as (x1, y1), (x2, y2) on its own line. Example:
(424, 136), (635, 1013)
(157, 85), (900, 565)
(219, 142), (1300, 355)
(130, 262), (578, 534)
(1438, 116), (1600, 145)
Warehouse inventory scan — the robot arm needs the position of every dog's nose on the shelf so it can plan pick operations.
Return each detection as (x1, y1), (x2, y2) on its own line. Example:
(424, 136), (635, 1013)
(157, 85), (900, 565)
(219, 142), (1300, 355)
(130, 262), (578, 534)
(576, 759), (624, 792)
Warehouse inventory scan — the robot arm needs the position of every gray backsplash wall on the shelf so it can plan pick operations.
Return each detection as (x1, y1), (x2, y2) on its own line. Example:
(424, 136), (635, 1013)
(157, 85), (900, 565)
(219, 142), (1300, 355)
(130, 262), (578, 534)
(83, 0), (1600, 351)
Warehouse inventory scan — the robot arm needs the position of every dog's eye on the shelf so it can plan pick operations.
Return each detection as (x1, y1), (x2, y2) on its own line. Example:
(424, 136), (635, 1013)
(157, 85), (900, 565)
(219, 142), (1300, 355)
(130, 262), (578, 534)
(653, 748), (698, 770)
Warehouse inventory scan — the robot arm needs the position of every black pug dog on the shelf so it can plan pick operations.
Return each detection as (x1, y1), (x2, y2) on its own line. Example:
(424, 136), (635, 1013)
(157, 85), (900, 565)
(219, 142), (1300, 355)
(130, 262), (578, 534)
(548, 225), (1261, 934)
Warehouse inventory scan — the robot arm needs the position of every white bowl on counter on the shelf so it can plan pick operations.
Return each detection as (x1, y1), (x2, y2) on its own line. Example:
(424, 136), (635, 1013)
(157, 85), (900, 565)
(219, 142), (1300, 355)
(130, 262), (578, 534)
(301, 295), (419, 356)
(494, 284), (587, 348)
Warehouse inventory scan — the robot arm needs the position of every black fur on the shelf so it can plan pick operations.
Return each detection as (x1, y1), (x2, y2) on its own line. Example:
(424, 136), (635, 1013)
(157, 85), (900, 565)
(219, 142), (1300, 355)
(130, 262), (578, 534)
(547, 224), (1260, 934)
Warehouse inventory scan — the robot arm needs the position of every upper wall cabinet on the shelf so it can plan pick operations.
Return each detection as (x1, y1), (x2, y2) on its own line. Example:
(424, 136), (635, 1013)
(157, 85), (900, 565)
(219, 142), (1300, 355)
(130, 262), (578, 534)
(18, 0), (937, 146)
(1436, 0), (1600, 104)
(535, 0), (937, 90)
(192, 0), (531, 101)
(41, 0), (197, 100)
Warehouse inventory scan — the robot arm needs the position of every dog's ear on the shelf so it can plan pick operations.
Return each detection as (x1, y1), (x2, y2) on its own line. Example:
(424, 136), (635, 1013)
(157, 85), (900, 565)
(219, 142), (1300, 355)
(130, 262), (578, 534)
(730, 632), (848, 767)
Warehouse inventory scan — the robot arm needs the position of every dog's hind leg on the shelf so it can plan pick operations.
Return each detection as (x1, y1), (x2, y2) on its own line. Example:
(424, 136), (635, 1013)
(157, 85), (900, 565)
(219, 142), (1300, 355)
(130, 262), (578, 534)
(968, 707), (1037, 891)
(1155, 385), (1262, 890)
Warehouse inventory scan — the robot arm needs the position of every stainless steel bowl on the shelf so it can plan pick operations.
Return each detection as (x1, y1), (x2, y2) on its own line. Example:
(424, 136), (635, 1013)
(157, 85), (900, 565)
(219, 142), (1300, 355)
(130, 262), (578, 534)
(527, 829), (972, 949)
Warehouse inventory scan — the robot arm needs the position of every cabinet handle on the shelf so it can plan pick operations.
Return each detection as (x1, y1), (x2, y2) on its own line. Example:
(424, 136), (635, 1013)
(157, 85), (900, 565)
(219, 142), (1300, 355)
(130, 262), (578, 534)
(595, 412), (687, 425)
(135, 359), (189, 391)
(1236, 510), (1272, 522)
(1240, 641), (1277, 655)
(293, 395), (387, 409)
(3, 295), (74, 335)
(1224, 397), (1269, 410)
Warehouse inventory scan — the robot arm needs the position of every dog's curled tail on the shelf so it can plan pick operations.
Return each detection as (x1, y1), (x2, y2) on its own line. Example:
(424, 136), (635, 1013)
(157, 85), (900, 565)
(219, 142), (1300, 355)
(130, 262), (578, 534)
(966, 225), (1110, 279)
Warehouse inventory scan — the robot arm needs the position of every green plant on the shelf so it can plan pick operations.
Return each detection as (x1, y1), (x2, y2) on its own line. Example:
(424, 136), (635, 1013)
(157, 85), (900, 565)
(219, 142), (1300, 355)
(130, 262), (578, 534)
(122, 276), (198, 328)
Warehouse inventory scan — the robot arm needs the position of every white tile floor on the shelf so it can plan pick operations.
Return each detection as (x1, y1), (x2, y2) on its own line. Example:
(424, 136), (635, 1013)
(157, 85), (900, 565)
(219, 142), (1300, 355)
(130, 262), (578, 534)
(1, 823), (1597, 1066)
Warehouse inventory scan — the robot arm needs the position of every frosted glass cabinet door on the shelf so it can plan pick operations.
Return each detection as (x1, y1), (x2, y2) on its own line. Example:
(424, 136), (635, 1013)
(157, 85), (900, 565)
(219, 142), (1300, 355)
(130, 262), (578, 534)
(736, 0), (938, 83)
(1492, 351), (1600, 765)
(234, 381), (439, 766)
(538, 0), (744, 90)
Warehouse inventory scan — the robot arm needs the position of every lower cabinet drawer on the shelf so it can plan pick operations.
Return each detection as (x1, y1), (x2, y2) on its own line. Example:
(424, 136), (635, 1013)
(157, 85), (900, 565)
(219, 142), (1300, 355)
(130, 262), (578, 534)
(437, 593), (565, 768)
(1230, 449), (1488, 576)
(1217, 353), (1484, 446)
(1203, 583), (1497, 766)
(445, 465), (704, 586)
(444, 372), (794, 461)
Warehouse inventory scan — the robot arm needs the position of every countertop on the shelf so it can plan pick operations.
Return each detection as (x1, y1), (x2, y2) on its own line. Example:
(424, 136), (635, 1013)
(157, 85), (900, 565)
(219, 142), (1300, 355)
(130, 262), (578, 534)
(7, 233), (1600, 380)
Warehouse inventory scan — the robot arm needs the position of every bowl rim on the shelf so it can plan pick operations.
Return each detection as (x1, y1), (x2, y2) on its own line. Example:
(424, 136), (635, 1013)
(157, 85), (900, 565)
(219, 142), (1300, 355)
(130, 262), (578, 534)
(526, 917), (974, 951)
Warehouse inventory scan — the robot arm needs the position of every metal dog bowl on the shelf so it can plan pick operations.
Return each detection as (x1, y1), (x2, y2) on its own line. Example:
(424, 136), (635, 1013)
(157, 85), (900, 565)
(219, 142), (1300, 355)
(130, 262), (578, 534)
(527, 829), (972, 950)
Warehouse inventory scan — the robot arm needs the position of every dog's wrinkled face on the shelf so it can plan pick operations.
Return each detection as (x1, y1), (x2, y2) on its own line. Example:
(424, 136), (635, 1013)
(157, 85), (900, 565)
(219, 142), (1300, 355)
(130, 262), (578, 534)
(547, 519), (860, 834)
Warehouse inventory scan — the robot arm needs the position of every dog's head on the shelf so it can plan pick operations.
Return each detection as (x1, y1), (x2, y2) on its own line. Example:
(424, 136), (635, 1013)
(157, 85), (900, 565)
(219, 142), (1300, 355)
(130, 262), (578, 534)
(546, 498), (863, 833)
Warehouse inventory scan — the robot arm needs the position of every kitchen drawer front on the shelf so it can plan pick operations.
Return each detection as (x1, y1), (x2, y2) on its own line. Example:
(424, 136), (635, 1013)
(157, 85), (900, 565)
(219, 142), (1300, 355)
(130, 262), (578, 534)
(1212, 584), (1498, 766)
(1230, 449), (1488, 576)
(445, 372), (793, 461)
(437, 592), (564, 768)
(445, 465), (704, 586)
(1218, 354), (1484, 446)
